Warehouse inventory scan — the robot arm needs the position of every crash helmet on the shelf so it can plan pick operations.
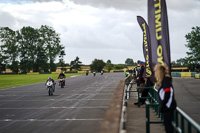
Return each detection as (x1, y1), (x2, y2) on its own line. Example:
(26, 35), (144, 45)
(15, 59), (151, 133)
(48, 77), (52, 80)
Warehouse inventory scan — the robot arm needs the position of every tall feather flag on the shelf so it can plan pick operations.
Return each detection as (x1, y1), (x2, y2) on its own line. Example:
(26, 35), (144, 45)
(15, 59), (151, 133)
(148, 0), (171, 76)
(137, 16), (152, 79)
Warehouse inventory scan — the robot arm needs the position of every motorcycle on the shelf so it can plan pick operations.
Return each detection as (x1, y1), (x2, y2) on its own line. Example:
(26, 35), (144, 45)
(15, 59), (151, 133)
(59, 78), (65, 88)
(86, 71), (89, 76)
(46, 81), (55, 96)
(101, 71), (103, 75)
(93, 72), (96, 76)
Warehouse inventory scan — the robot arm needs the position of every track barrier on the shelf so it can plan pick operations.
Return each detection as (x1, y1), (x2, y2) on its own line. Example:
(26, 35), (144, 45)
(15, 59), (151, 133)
(123, 76), (200, 133)
(144, 87), (200, 133)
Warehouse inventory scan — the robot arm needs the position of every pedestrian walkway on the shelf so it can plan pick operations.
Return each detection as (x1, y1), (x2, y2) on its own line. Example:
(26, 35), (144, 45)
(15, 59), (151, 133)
(126, 84), (166, 133)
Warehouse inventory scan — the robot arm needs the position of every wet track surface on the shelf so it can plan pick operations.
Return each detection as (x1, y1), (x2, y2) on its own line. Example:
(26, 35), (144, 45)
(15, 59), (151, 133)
(0, 73), (124, 133)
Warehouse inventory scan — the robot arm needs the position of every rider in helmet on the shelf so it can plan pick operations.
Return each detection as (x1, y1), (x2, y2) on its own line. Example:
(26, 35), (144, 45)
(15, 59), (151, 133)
(58, 70), (66, 85)
(86, 70), (89, 76)
(101, 70), (104, 75)
(45, 77), (55, 92)
(93, 70), (96, 76)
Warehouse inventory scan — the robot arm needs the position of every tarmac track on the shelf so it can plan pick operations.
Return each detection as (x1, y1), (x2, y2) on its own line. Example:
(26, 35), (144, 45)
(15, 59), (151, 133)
(0, 74), (199, 133)
(173, 77), (200, 124)
(0, 73), (125, 133)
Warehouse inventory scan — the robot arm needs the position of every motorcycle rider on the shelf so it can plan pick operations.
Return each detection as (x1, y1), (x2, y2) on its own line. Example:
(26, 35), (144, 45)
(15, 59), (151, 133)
(58, 71), (66, 86)
(101, 70), (104, 75)
(93, 70), (96, 76)
(45, 77), (55, 92)
(86, 70), (89, 76)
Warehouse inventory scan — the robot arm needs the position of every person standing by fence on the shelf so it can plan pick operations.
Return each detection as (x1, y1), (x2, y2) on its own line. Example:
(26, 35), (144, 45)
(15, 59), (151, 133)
(154, 63), (177, 133)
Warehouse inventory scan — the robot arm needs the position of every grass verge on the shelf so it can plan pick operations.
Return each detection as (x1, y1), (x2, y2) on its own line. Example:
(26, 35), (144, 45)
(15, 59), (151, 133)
(0, 73), (82, 89)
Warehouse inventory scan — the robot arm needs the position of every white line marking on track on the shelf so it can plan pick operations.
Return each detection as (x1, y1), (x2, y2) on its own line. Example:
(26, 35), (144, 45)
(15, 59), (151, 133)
(4, 119), (12, 121)
(70, 75), (80, 78)
(1, 119), (103, 122)
(0, 106), (108, 109)
(0, 99), (111, 101)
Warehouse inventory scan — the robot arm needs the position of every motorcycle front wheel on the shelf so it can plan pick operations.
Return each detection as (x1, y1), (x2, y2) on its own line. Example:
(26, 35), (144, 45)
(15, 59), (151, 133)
(48, 88), (53, 96)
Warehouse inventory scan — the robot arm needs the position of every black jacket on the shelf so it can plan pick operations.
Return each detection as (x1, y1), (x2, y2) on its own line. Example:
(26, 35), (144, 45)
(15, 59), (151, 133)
(158, 77), (177, 113)
(58, 73), (66, 79)
(139, 66), (145, 84)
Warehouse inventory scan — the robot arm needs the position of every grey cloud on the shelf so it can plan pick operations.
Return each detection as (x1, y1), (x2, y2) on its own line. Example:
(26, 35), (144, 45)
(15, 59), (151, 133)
(3, 0), (147, 11)
(69, 0), (147, 11)
(0, 11), (16, 28)
(0, 5), (55, 30)
(4, 0), (62, 2)
(167, 0), (200, 11)
(62, 10), (138, 51)
(69, 0), (200, 12)
(3, 0), (200, 12)
(5, 0), (200, 12)
(5, 0), (146, 10)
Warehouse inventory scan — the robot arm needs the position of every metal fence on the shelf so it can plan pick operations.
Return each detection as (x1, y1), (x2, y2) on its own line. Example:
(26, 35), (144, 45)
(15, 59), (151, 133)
(144, 87), (200, 133)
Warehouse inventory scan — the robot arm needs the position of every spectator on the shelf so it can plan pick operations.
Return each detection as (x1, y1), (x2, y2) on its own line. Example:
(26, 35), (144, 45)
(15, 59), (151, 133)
(138, 61), (145, 88)
(154, 63), (177, 133)
(134, 61), (146, 105)
(134, 60), (141, 86)
(138, 77), (154, 105)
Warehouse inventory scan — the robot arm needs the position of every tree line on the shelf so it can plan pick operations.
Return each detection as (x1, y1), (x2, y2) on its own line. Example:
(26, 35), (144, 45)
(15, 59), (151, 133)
(87, 27), (200, 72)
(1, 25), (199, 73)
(172, 26), (200, 72)
(0, 25), (65, 73)
(66, 57), (134, 72)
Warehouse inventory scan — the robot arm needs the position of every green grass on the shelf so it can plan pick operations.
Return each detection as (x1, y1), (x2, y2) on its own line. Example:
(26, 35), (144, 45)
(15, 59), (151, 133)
(0, 73), (82, 89)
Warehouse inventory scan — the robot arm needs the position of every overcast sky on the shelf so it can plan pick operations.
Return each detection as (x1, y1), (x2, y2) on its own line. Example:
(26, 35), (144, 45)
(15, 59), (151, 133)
(0, 0), (200, 65)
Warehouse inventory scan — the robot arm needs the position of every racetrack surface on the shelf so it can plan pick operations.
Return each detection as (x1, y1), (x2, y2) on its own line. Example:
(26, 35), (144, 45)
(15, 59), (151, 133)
(173, 77), (200, 125)
(0, 73), (125, 133)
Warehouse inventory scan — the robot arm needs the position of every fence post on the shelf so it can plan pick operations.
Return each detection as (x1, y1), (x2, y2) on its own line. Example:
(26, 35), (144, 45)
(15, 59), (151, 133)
(146, 102), (150, 133)
(187, 121), (191, 133)
(174, 110), (178, 133)
(181, 115), (185, 133)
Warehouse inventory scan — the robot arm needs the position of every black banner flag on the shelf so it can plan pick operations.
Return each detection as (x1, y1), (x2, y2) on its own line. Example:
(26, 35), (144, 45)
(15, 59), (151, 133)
(148, 0), (171, 76)
(137, 16), (152, 78)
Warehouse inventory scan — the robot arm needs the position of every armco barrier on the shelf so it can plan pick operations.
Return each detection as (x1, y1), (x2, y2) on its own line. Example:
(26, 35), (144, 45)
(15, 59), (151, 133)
(51, 72), (59, 74)
(27, 72), (39, 75)
(65, 71), (77, 73)
(0, 73), (18, 75)
(195, 74), (200, 79)
(113, 71), (124, 72)
(181, 72), (191, 77)
(171, 72), (181, 77)
(39, 72), (51, 74)
(172, 72), (197, 78)
(77, 71), (86, 74)
(119, 82), (127, 133)
(191, 72), (196, 77)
